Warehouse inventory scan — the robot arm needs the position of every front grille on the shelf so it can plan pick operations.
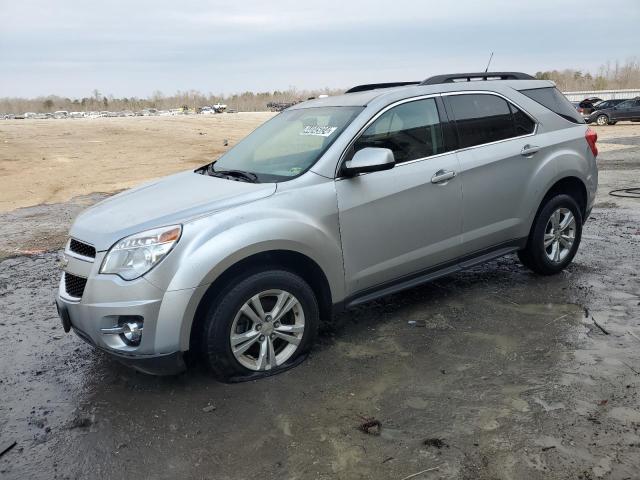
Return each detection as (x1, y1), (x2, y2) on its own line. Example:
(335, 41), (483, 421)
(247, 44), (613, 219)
(65, 272), (87, 298)
(69, 239), (96, 259)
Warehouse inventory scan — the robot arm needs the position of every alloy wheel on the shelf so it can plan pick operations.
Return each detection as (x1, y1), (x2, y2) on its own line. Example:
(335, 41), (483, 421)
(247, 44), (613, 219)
(596, 115), (608, 126)
(229, 289), (305, 371)
(544, 208), (576, 263)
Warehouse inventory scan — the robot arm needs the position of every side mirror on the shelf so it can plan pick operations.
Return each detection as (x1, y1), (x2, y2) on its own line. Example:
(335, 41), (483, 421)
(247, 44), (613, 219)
(343, 148), (395, 176)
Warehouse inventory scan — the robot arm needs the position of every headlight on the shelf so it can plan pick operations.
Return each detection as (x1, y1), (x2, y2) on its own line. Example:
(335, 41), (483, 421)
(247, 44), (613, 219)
(100, 225), (182, 280)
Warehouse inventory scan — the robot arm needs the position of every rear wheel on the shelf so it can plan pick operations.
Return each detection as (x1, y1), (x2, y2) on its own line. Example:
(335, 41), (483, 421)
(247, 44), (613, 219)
(200, 270), (319, 381)
(518, 194), (582, 275)
(596, 114), (609, 126)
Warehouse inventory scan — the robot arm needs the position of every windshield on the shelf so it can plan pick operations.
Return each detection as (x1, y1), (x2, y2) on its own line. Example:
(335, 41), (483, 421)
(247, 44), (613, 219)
(211, 106), (363, 182)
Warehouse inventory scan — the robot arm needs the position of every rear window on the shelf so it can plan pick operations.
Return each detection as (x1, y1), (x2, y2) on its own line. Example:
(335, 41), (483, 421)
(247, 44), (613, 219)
(520, 87), (584, 124)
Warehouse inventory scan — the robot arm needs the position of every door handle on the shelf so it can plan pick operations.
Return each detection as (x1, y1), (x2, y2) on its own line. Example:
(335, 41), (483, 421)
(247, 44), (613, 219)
(521, 144), (540, 156)
(431, 169), (456, 184)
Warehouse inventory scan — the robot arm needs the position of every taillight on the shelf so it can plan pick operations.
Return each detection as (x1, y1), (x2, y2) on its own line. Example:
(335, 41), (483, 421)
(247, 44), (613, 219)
(577, 107), (584, 113)
(585, 128), (598, 157)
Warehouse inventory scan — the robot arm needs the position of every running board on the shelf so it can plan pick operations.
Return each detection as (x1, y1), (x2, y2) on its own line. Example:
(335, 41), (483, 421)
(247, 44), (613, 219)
(344, 244), (521, 309)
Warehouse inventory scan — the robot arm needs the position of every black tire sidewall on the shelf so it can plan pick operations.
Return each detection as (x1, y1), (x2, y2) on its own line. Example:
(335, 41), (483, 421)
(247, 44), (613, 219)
(527, 194), (583, 274)
(201, 270), (319, 381)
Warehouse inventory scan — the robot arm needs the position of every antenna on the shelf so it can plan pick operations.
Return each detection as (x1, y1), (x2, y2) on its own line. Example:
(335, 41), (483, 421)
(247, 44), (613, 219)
(484, 52), (494, 73)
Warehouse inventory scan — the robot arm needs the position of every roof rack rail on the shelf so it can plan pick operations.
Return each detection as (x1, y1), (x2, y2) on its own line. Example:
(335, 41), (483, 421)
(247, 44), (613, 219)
(420, 72), (534, 85)
(345, 82), (420, 94)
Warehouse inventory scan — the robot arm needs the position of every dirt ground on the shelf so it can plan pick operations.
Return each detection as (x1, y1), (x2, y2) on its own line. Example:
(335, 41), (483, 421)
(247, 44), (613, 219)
(0, 113), (274, 213)
(0, 118), (639, 479)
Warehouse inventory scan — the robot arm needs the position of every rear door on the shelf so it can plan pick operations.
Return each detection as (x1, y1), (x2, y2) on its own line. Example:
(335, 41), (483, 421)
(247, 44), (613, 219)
(443, 92), (538, 253)
(335, 96), (462, 295)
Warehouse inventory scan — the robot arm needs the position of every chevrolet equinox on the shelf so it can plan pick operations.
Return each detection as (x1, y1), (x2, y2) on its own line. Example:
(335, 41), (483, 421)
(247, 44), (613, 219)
(56, 72), (599, 380)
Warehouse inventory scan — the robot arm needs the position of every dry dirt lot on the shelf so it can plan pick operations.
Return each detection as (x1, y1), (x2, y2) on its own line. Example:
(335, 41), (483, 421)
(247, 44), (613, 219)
(0, 117), (639, 479)
(0, 113), (274, 213)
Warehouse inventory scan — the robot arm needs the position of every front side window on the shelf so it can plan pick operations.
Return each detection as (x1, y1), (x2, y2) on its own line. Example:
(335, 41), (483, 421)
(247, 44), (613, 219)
(449, 94), (516, 148)
(352, 98), (446, 164)
(212, 106), (363, 182)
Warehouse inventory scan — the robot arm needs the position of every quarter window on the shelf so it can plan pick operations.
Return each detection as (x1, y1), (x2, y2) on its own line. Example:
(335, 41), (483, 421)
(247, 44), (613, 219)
(353, 98), (446, 164)
(510, 103), (536, 136)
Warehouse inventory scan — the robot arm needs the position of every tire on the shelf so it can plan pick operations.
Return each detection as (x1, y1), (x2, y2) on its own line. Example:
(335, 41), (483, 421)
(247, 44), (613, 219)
(200, 269), (319, 382)
(518, 194), (583, 275)
(595, 114), (609, 126)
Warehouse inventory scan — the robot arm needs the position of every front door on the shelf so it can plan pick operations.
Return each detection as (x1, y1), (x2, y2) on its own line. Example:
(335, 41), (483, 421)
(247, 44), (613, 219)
(335, 97), (462, 296)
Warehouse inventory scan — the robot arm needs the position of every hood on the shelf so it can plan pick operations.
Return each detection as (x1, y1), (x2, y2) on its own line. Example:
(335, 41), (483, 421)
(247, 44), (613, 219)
(70, 170), (276, 251)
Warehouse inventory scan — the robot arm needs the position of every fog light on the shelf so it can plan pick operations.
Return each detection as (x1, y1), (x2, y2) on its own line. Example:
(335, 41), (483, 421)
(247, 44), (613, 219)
(100, 317), (144, 346)
(122, 322), (143, 346)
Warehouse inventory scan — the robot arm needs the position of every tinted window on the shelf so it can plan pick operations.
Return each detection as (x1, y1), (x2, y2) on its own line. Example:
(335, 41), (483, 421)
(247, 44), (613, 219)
(509, 103), (536, 136)
(449, 94), (515, 148)
(521, 87), (584, 124)
(353, 98), (446, 164)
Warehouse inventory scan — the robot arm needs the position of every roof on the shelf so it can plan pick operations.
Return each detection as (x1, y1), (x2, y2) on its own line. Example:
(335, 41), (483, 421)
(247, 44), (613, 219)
(289, 78), (555, 110)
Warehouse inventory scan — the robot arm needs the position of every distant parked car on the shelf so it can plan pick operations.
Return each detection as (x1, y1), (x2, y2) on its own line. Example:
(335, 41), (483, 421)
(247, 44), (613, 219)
(54, 110), (69, 119)
(24, 112), (37, 119)
(576, 97), (603, 117)
(592, 99), (625, 110)
(69, 111), (85, 118)
(585, 97), (640, 125)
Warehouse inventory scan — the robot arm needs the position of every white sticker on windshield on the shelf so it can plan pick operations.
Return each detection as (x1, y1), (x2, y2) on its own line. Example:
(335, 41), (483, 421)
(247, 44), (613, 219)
(299, 125), (338, 137)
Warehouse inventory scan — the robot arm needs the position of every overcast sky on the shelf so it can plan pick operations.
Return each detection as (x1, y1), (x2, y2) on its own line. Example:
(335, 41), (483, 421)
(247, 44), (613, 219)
(1, 0), (638, 98)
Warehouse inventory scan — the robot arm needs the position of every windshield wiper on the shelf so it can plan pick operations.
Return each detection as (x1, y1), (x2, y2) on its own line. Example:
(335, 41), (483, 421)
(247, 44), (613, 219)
(208, 165), (258, 183)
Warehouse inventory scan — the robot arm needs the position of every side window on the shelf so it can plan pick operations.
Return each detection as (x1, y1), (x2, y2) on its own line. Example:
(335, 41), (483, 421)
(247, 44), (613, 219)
(448, 94), (515, 148)
(509, 103), (535, 136)
(353, 98), (446, 164)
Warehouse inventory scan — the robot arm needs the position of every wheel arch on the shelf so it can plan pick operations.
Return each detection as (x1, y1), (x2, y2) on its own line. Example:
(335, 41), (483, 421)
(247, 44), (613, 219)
(541, 176), (588, 219)
(526, 176), (588, 244)
(187, 249), (333, 353)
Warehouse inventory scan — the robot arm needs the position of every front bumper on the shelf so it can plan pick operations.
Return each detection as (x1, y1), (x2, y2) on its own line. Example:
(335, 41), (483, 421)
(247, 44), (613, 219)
(55, 246), (199, 375)
(56, 294), (187, 375)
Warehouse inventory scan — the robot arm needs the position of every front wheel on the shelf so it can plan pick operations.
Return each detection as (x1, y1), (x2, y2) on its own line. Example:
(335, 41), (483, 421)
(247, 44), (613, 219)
(595, 114), (609, 126)
(518, 194), (583, 275)
(200, 270), (319, 382)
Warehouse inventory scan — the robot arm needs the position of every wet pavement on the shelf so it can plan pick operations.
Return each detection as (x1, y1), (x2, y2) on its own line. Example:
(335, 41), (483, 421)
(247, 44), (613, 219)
(1, 130), (640, 479)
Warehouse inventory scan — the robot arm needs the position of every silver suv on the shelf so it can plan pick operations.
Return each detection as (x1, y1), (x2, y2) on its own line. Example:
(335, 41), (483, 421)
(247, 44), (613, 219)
(55, 72), (599, 379)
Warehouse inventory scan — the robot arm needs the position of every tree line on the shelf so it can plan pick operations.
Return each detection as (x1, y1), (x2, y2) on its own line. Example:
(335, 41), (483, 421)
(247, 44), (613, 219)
(0, 87), (344, 115)
(2, 59), (639, 114)
(534, 58), (640, 91)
